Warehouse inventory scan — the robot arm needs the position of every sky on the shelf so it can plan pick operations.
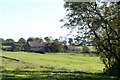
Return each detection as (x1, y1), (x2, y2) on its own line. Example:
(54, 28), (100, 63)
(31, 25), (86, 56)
(0, 0), (71, 41)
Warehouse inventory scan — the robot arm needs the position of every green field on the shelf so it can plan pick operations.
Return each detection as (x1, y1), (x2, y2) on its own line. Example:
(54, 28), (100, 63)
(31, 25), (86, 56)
(75, 46), (96, 52)
(1, 51), (120, 80)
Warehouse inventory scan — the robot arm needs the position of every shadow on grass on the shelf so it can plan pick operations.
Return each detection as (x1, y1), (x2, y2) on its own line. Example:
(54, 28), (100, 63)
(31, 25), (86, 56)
(2, 70), (120, 80)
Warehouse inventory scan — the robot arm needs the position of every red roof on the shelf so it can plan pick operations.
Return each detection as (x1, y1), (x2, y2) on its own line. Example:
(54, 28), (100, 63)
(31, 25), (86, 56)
(67, 45), (75, 50)
(28, 42), (47, 47)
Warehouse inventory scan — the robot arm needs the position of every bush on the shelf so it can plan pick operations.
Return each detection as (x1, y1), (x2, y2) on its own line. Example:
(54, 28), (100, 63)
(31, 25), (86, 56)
(77, 48), (82, 53)
(34, 50), (46, 54)
(2, 46), (7, 50)
(82, 45), (91, 53)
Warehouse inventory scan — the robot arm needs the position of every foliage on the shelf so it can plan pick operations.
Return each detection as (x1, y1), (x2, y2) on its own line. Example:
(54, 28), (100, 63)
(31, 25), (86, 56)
(26, 37), (43, 43)
(82, 45), (91, 53)
(2, 38), (15, 46)
(44, 37), (51, 42)
(27, 37), (35, 42)
(75, 46), (96, 52)
(1, 46), (11, 50)
(62, 1), (120, 75)
(18, 38), (26, 44)
(68, 38), (73, 45)
(47, 40), (64, 52)
(6, 38), (15, 43)
(59, 36), (67, 45)
(11, 42), (24, 51)
(1, 46), (7, 50)
(0, 38), (4, 42)
(34, 37), (43, 43)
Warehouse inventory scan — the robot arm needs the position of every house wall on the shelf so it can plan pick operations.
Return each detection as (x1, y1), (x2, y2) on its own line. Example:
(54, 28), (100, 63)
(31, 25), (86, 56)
(31, 46), (44, 51)
(24, 43), (31, 51)
(24, 42), (46, 52)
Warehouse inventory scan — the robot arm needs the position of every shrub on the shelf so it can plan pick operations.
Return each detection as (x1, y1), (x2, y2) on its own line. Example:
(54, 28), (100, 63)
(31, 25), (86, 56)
(37, 50), (46, 54)
(77, 48), (82, 53)
(2, 46), (7, 50)
(82, 45), (91, 53)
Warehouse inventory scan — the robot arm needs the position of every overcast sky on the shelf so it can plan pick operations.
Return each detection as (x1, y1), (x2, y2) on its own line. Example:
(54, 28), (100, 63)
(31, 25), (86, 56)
(0, 0), (71, 41)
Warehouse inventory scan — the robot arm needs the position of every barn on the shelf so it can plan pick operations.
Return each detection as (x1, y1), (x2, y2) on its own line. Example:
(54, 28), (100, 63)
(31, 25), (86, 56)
(24, 42), (47, 52)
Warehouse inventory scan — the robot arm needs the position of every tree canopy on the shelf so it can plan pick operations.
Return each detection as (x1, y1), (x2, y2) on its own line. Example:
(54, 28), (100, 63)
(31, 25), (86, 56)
(35, 37), (43, 43)
(27, 37), (35, 42)
(68, 38), (73, 45)
(44, 37), (51, 42)
(61, 1), (120, 75)
(11, 42), (24, 51)
(18, 38), (26, 44)
(6, 38), (15, 43)
(0, 38), (4, 42)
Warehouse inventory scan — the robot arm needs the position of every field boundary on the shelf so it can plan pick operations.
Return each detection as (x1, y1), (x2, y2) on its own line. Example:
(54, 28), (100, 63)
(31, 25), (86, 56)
(1, 56), (20, 62)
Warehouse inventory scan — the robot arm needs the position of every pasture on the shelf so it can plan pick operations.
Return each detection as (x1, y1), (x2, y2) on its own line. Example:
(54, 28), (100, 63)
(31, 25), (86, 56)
(75, 46), (97, 52)
(1, 51), (120, 80)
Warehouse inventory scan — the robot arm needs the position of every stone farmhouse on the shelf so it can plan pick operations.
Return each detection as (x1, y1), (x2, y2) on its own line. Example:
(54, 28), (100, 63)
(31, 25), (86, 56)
(64, 45), (79, 53)
(24, 42), (47, 52)
(23, 42), (79, 53)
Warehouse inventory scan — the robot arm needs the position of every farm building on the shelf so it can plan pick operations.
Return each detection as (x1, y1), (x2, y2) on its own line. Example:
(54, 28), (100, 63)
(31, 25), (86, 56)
(24, 42), (47, 52)
(64, 45), (79, 53)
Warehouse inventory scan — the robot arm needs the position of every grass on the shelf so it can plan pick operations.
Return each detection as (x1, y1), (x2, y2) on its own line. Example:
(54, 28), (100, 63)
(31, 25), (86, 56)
(1, 51), (120, 80)
(2, 51), (104, 73)
(75, 46), (96, 52)
(2, 69), (119, 80)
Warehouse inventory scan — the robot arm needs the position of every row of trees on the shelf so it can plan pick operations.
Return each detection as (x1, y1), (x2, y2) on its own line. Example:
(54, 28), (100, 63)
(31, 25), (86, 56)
(0, 37), (77, 53)
(0, 37), (69, 52)
(1, 37), (43, 45)
(1, 36), (91, 47)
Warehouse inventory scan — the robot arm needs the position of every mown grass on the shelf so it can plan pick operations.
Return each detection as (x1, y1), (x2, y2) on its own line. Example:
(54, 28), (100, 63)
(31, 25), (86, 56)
(1, 51), (120, 80)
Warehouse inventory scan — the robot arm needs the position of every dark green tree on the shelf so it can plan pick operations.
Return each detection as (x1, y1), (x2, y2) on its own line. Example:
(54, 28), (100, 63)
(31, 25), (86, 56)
(18, 38), (26, 44)
(74, 36), (81, 45)
(62, 1), (120, 75)
(82, 45), (91, 53)
(27, 37), (35, 42)
(11, 42), (23, 51)
(68, 38), (73, 45)
(63, 40), (67, 45)
(48, 40), (64, 52)
(44, 37), (51, 42)
(2, 38), (14, 46)
(0, 38), (4, 42)
(35, 37), (43, 43)
(59, 36), (67, 45)
(6, 38), (15, 43)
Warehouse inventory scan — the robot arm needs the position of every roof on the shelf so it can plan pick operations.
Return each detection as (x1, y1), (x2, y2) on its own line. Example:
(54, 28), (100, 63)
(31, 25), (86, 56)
(67, 45), (75, 50)
(28, 42), (47, 47)
(64, 45), (76, 50)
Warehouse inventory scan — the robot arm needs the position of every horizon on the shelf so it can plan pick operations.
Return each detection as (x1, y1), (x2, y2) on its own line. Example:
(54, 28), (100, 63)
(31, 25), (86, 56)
(0, 0), (75, 42)
(0, 36), (68, 42)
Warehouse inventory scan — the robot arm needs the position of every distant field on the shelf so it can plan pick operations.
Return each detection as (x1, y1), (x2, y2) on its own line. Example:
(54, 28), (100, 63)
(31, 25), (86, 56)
(75, 46), (96, 52)
(2, 51), (103, 73)
(2, 51), (119, 80)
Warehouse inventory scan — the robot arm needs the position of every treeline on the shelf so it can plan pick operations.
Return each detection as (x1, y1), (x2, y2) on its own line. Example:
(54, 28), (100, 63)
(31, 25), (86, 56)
(0, 36), (92, 53)
(0, 37), (75, 52)
(0, 36), (92, 47)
